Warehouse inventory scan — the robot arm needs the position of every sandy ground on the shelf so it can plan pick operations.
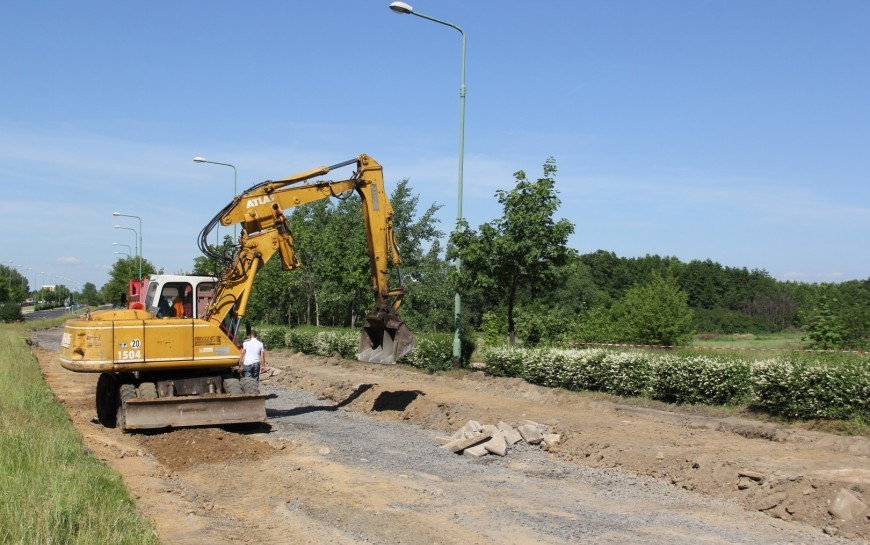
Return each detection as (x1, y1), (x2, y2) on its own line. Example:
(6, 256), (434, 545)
(31, 329), (868, 544)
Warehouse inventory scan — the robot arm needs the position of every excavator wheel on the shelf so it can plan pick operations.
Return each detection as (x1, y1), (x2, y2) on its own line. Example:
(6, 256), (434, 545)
(117, 383), (137, 432)
(138, 382), (158, 400)
(96, 373), (118, 427)
(223, 378), (243, 395)
(240, 377), (260, 395)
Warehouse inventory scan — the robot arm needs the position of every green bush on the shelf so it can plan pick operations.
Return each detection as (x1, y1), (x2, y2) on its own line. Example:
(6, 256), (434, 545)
(312, 329), (359, 358)
(751, 353), (869, 419)
(284, 327), (318, 353)
(482, 345), (865, 418)
(401, 333), (455, 372)
(256, 325), (289, 350)
(598, 351), (653, 397)
(0, 303), (24, 323)
(649, 354), (751, 405)
(481, 345), (528, 377)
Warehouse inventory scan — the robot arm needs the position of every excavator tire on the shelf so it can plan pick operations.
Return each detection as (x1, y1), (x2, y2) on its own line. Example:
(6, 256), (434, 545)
(117, 383), (137, 432)
(138, 382), (158, 400)
(240, 377), (260, 395)
(223, 378), (243, 395)
(96, 373), (118, 427)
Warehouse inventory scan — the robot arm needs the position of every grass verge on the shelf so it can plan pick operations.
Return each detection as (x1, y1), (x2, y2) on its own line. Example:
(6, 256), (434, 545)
(0, 323), (158, 545)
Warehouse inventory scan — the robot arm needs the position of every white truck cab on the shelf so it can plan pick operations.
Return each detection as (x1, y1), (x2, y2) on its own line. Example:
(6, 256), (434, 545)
(140, 275), (217, 319)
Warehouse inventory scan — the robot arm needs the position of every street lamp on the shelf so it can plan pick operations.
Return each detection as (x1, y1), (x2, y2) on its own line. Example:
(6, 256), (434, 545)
(194, 156), (238, 241)
(112, 212), (142, 280)
(112, 242), (133, 256)
(115, 225), (142, 280)
(389, 1), (467, 367)
(113, 224), (140, 280)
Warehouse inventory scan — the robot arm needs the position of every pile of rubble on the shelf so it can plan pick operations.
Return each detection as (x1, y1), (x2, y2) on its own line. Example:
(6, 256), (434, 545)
(436, 419), (560, 458)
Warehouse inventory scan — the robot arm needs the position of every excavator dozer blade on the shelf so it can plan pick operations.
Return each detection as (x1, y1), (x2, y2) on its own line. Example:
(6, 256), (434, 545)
(358, 311), (416, 364)
(122, 394), (267, 430)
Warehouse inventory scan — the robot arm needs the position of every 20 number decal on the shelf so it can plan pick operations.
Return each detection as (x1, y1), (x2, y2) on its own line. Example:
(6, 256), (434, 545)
(117, 339), (142, 361)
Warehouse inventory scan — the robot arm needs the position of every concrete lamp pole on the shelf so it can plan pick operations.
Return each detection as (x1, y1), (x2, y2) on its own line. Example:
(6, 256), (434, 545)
(194, 157), (238, 241)
(389, 1), (467, 367)
(113, 212), (143, 280)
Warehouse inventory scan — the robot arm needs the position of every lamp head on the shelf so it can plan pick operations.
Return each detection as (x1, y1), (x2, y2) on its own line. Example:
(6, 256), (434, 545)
(114, 225), (122, 229)
(193, 156), (207, 163)
(389, 2), (413, 14)
(112, 211), (120, 216)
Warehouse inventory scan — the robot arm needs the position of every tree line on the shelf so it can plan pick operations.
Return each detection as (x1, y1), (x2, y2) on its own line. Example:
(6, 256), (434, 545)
(94, 160), (867, 350)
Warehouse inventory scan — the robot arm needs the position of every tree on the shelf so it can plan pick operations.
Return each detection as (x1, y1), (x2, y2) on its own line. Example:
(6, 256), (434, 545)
(101, 257), (157, 307)
(80, 282), (103, 306)
(449, 158), (574, 343)
(617, 272), (695, 346)
(802, 296), (846, 350)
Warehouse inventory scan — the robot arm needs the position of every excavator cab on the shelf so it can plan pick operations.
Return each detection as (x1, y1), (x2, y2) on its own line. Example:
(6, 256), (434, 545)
(358, 307), (416, 364)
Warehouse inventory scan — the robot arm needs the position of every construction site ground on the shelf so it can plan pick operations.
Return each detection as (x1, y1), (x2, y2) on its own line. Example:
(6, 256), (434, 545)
(31, 328), (869, 544)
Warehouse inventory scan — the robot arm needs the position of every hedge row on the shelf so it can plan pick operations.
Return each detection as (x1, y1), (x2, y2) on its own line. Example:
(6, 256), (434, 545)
(483, 346), (868, 420)
(253, 325), (455, 372)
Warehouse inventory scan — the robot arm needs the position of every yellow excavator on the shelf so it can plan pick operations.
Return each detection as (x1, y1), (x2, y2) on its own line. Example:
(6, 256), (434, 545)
(60, 154), (415, 431)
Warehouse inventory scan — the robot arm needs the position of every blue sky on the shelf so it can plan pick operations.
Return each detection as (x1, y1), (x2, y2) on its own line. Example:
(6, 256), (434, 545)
(1, 1), (868, 291)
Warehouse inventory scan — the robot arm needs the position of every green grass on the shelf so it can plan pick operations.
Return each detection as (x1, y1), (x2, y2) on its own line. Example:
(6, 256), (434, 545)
(0, 324), (158, 545)
(692, 331), (805, 351)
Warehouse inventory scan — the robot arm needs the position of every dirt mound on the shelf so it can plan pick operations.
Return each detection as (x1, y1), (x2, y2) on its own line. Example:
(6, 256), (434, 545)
(137, 428), (277, 470)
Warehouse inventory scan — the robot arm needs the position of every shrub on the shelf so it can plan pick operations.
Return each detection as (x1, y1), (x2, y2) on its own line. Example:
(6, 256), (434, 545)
(0, 303), (24, 323)
(401, 333), (455, 372)
(284, 327), (318, 353)
(649, 354), (751, 405)
(598, 351), (652, 397)
(312, 329), (358, 359)
(481, 346), (528, 378)
(751, 353), (869, 419)
(255, 326), (288, 350)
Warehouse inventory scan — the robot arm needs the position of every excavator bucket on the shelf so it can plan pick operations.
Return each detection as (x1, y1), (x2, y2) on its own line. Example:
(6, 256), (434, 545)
(358, 310), (415, 364)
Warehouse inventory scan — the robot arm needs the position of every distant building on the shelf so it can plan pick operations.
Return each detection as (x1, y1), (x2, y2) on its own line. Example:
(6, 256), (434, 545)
(42, 284), (56, 292)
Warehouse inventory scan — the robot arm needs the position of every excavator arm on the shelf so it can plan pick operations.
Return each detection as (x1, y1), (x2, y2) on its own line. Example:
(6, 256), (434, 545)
(203, 154), (414, 363)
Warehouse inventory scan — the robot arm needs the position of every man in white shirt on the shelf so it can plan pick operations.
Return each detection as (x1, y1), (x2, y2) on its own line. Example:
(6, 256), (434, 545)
(238, 329), (266, 382)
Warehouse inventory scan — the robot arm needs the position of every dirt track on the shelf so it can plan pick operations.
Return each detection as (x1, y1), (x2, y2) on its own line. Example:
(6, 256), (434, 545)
(31, 328), (868, 544)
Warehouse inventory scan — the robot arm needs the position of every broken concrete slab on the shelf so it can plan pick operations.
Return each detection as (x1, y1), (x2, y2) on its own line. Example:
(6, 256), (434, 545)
(543, 434), (561, 448)
(522, 420), (548, 432)
(829, 488), (868, 521)
(463, 444), (489, 458)
(462, 420), (482, 434)
(484, 434), (508, 457)
(442, 430), (494, 453)
(502, 427), (522, 445)
(518, 424), (544, 444)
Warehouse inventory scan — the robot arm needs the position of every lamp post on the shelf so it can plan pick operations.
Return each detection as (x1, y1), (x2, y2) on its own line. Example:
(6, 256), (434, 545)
(194, 156), (238, 241)
(113, 212), (142, 280)
(113, 224), (140, 279)
(389, 1), (466, 367)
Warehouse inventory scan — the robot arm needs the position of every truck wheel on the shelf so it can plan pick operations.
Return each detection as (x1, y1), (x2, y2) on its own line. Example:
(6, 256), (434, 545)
(240, 377), (260, 395)
(223, 378), (243, 395)
(96, 374), (118, 427)
(117, 383), (136, 432)
(138, 382), (158, 399)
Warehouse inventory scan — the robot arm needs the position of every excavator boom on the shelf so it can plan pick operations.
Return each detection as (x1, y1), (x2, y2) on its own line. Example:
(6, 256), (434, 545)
(202, 154), (415, 364)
